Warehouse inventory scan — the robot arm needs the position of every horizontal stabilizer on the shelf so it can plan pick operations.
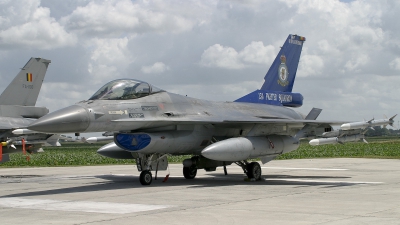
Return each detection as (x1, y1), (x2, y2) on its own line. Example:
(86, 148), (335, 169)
(305, 108), (322, 120)
(0, 105), (48, 118)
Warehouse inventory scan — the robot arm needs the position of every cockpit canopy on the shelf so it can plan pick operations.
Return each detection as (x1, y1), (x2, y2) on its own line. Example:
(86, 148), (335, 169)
(89, 79), (165, 100)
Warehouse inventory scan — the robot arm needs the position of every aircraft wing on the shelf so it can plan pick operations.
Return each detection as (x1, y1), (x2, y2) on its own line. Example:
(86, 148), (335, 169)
(0, 118), (33, 130)
(112, 116), (347, 127)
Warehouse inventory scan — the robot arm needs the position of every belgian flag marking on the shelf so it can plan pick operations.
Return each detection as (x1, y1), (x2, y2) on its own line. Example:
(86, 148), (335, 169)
(26, 73), (33, 82)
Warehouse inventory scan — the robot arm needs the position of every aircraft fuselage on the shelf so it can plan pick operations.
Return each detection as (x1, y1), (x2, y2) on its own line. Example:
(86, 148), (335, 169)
(31, 92), (305, 136)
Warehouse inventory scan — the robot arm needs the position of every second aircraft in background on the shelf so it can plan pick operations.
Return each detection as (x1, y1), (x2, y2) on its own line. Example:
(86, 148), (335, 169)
(0, 58), (61, 163)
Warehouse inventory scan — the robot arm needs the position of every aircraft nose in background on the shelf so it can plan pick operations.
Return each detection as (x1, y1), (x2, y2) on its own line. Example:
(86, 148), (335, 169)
(28, 105), (90, 133)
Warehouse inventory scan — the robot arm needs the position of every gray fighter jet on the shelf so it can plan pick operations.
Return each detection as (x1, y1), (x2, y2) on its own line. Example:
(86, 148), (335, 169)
(28, 35), (394, 185)
(0, 58), (60, 163)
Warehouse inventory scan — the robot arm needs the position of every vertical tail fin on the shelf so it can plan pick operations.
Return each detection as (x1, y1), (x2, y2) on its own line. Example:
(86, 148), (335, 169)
(235, 34), (305, 107)
(260, 34), (305, 92)
(0, 57), (51, 106)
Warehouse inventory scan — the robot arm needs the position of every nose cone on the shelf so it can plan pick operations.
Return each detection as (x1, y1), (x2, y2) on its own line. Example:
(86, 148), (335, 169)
(28, 105), (90, 133)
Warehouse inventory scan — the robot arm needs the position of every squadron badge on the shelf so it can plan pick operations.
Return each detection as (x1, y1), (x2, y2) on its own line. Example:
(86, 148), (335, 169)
(277, 54), (289, 87)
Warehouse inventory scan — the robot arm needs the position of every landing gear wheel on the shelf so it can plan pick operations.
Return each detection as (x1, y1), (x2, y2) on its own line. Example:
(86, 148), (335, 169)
(246, 162), (262, 180)
(183, 166), (197, 179)
(140, 170), (153, 185)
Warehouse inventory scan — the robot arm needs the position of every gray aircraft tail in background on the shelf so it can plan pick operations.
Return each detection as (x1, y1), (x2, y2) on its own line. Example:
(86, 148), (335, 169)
(0, 57), (50, 106)
(0, 57), (60, 164)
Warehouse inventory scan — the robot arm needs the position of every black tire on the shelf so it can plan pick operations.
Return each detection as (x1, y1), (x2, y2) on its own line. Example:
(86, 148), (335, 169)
(246, 162), (262, 180)
(140, 170), (152, 185)
(183, 166), (197, 179)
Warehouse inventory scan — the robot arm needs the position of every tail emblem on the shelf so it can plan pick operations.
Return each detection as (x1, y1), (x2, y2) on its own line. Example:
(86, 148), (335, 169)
(277, 55), (289, 87)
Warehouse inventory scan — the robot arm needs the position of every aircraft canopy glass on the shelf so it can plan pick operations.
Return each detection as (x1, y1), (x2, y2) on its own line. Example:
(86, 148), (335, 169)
(89, 79), (165, 100)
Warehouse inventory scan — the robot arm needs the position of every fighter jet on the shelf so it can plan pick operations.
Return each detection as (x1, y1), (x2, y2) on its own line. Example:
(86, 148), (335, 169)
(0, 58), (60, 163)
(28, 35), (394, 185)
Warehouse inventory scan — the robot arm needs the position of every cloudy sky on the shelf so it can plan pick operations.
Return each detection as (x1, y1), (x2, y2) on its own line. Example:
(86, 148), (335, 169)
(0, 0), (399, 134)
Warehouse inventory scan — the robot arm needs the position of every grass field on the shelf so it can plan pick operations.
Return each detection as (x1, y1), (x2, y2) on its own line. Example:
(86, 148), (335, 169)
(1, 136), (399, 167)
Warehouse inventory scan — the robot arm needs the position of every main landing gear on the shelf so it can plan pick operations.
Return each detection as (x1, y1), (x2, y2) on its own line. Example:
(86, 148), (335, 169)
(181, 156), (262, 181)
(236, 161), (262, 181)
(183, 166), (197, 179)
(182, 160), (262, 181)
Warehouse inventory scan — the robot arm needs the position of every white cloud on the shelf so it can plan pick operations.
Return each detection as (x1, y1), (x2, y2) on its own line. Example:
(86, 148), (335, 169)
(200, 44), (244, 69)
(298, 55), (324, 77)
(87, 38), (133, 84)
(200, 41), (275, 69)
(389, 58), (400, 71)
(89, 38), (131, 65)
(141, 62), (170, 74)
(239, 41), (275, 64)
(0, 0), (76, 50)
(62, 0), (195, 37)
(344, 54), (369, 72)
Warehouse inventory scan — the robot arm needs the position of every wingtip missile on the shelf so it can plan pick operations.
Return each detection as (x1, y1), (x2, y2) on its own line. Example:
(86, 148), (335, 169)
(341, 115), (397, 131)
